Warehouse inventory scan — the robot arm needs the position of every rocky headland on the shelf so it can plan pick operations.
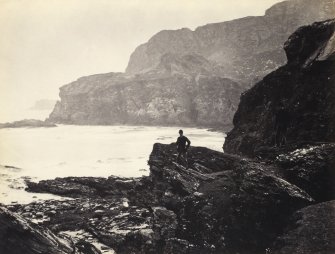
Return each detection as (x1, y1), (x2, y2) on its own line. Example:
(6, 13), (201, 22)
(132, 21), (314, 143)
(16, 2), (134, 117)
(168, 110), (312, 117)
(47, 0), (334, 128)
(1, 19), (335, 254)
(0, 119), (56, 128)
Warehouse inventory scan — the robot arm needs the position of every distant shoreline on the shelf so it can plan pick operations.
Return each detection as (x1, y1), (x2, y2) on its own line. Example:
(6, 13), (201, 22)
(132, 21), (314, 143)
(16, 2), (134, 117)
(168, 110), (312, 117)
(0, 118), (230, 133)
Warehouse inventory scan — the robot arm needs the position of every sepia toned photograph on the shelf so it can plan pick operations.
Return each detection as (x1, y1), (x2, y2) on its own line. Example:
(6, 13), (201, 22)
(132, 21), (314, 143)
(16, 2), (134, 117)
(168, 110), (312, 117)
(0, 0), (334, 253)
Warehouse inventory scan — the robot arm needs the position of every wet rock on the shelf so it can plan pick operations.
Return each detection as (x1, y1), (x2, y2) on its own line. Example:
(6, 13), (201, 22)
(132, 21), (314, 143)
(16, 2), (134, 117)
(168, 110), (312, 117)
(151, 144), (313, 252)
(0, 206), (74, 254)
(35, 212), (44, 218)
(45, 210), (57, 216)
(75, 239), (102, 254)
(18, 142), (316, 253)
(275, 144), (335, 202)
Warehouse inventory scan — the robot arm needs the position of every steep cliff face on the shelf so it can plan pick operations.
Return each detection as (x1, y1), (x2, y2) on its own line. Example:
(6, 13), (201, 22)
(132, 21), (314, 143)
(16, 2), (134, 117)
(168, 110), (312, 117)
(48, 0), (334, 127)
(126, 0), (334, 84)
(49, 54), (243, 127)
(224, 19), (335, 156)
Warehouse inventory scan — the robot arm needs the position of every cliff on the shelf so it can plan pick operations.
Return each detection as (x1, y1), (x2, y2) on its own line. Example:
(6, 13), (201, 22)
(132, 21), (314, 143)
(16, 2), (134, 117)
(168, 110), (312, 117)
(48, 54), (243, 128)
(126, 0), (334, 84)
(224, 19), (335, 156)
(48, 0), (334, 127)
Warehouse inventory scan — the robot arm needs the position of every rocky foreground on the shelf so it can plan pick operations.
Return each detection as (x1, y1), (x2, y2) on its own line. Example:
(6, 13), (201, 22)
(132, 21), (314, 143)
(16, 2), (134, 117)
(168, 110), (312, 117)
(2, 143), (335, 254)
(1, 17), (335, 254)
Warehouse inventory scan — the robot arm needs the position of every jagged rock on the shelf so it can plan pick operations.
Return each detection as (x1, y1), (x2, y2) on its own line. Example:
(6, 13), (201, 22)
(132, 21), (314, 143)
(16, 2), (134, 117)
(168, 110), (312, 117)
(224, 19), (335, 156)
(149, 144), (313, 253)
(0, 206), (74, 254)
(272, 201), (335, 254)
(75, 239), (102, 254)
(275, 144), (335, 202)
(0, 119), (56, 128)
(22, 143), (313, 253)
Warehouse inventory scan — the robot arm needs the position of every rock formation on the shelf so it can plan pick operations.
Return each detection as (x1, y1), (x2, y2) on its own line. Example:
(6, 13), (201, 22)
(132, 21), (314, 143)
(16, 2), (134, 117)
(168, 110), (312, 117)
(11, 143), (315, 253)
(127, 0), (334, 83)
(47, 0), (334, 128)
(12, 141), (334, 253)
(0, 119), (56, 128)
(272, 201), (335, 254)
(224, 19), (335, 156)
(0, 207), (73, 254)
(48, 56), (243, 128)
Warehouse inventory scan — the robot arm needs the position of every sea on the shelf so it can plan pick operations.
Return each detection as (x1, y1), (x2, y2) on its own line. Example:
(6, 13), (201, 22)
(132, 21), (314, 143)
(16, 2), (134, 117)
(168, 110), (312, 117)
(0, 125), (225, 205)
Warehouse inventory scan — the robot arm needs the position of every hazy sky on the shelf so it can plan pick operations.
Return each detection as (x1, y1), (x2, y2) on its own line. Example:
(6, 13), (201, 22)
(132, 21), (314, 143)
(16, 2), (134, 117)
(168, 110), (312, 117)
(0, 0), (283, 122)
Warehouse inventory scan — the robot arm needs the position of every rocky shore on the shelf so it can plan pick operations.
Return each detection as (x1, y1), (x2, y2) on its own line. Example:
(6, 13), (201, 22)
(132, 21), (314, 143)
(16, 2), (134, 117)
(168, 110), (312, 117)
(1, 18), (334, 254)
(3, 142), (335, 254)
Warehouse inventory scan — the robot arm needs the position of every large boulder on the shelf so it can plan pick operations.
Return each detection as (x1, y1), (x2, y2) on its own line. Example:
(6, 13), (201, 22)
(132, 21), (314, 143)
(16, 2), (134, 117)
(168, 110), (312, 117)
(148, 144), (313, 253)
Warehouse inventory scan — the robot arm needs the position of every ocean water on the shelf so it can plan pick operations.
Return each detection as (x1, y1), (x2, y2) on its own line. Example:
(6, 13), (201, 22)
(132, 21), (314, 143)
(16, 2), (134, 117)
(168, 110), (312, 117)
(0, 125), (225, 204)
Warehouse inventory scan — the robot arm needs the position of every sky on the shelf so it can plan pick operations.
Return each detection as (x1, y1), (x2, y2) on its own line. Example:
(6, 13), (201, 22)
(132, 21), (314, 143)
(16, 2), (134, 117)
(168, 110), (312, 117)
(0, 0), (283, 122)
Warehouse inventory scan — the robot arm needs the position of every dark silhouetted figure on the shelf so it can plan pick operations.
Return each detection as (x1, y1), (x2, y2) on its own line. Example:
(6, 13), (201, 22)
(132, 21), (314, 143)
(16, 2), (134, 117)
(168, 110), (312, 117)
(274, 103), (291, 147)
(176, 129), (191, 166)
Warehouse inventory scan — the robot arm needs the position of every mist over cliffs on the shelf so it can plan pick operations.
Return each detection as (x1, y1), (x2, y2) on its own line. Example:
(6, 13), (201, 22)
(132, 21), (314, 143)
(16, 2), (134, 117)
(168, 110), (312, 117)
(126, 0), (334, 84)
(48, 0), (334, 127)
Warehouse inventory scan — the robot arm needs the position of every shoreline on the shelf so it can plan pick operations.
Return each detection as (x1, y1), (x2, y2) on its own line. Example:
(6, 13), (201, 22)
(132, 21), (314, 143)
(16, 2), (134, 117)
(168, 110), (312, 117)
(4, 142), (334, 253)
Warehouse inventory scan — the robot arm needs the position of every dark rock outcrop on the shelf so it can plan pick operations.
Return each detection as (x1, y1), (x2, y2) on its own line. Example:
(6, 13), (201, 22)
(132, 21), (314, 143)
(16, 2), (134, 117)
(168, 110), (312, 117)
(275, 144), (335, 202)
(47, 0), (333, 128)
(148, 144), (314, 253)
(224, 19), (335, 156)
(0, 119), (56, 128)
(219, 19), (335, 253)
(272, 201), (335, 254)
(21, 143), (315, 253)
(0, 206), (74, 254)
